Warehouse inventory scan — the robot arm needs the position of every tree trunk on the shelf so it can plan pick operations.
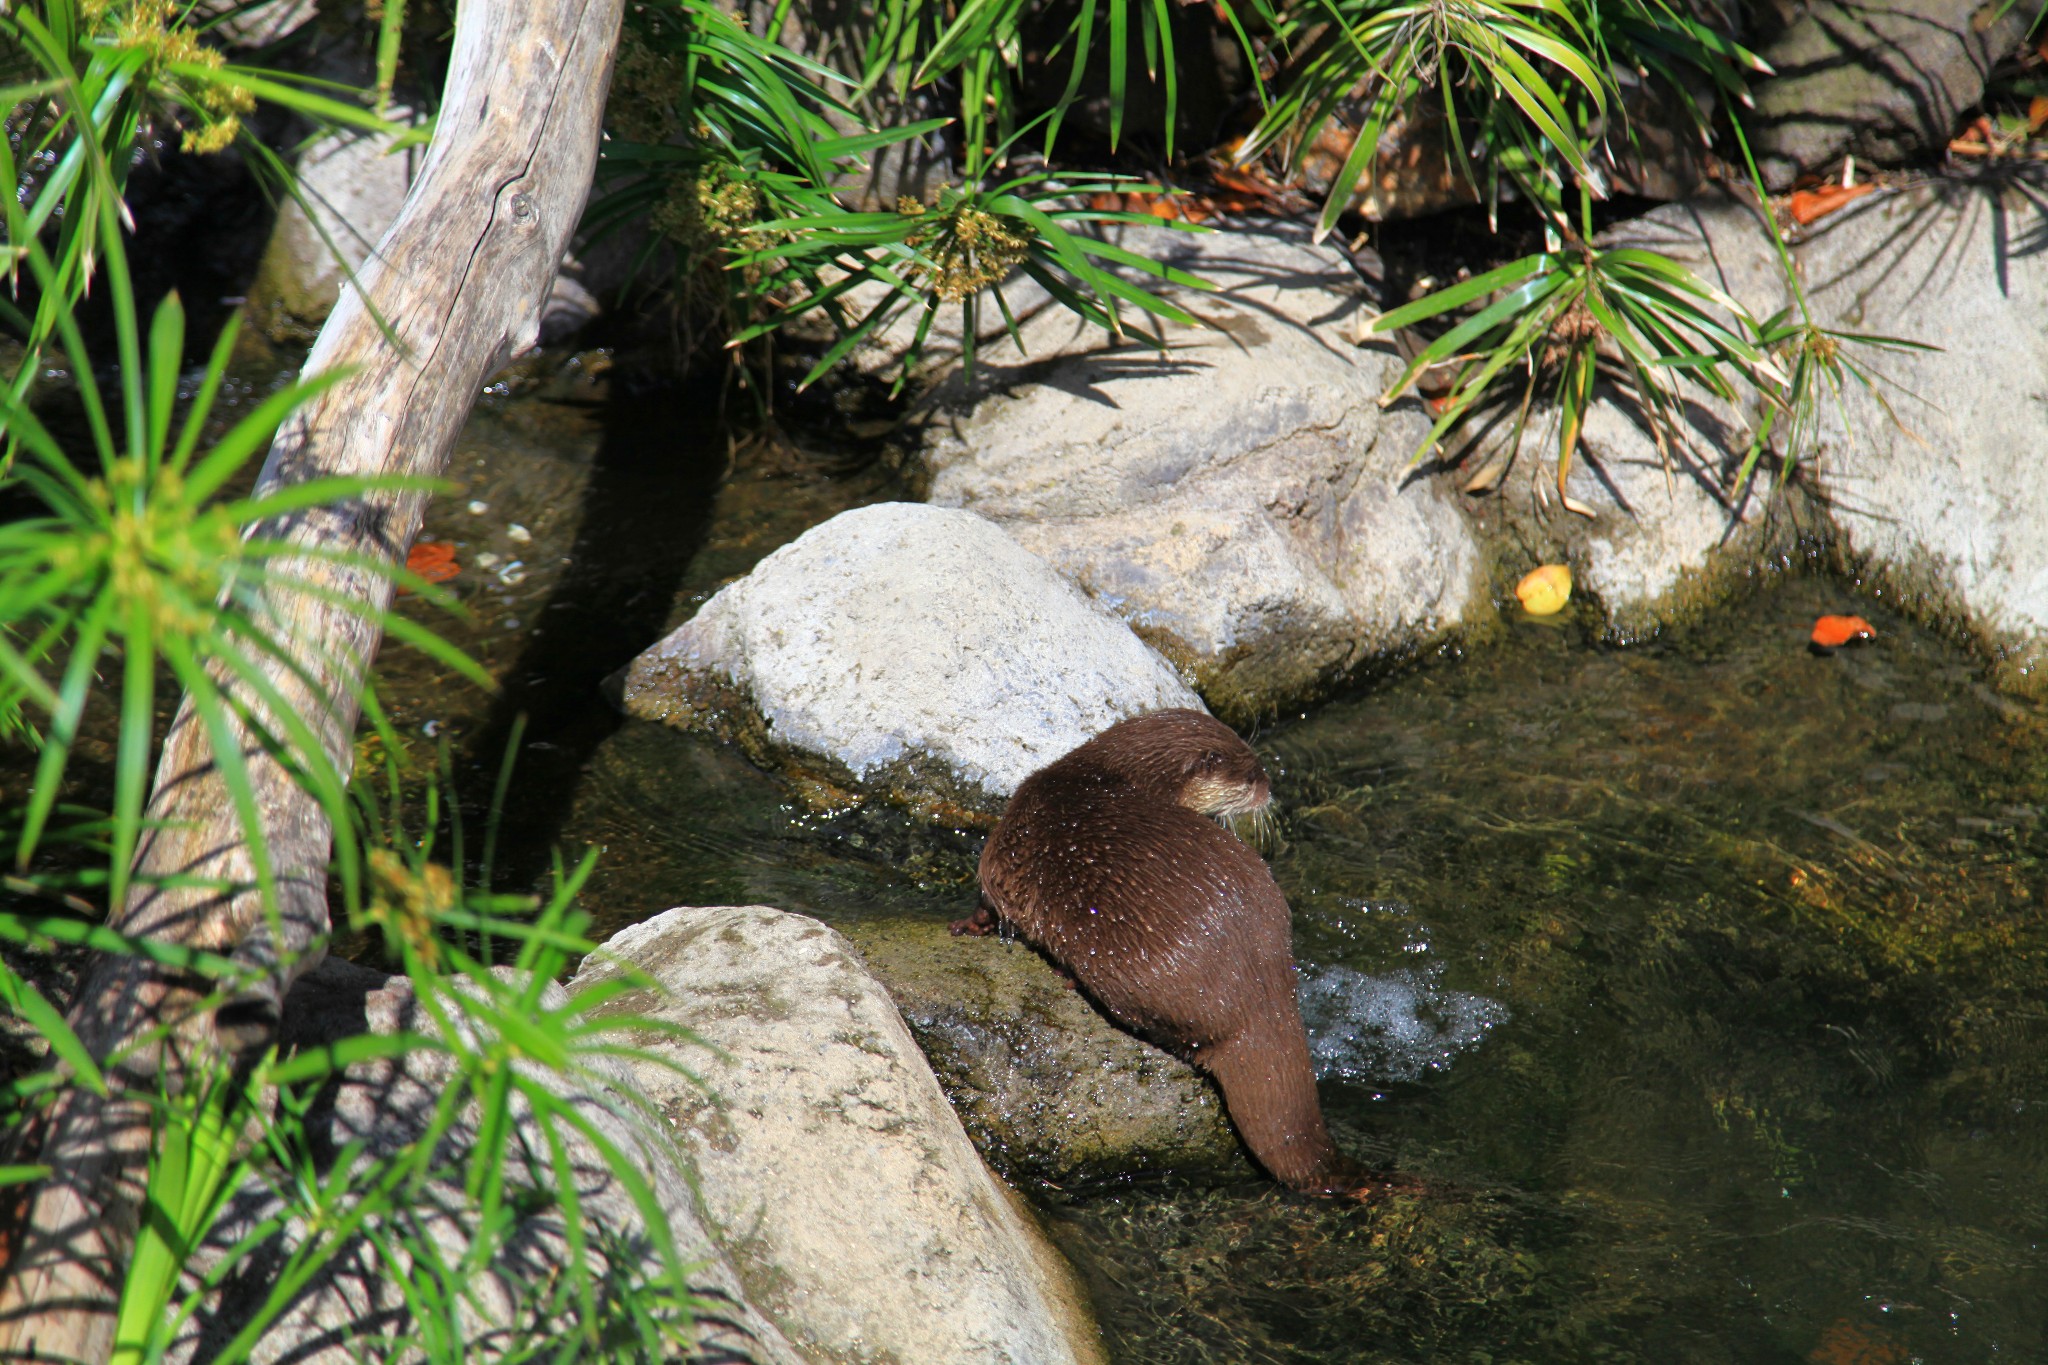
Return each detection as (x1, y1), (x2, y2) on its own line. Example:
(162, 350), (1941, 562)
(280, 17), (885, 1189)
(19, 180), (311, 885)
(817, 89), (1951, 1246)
(0, 0), (622, 1353)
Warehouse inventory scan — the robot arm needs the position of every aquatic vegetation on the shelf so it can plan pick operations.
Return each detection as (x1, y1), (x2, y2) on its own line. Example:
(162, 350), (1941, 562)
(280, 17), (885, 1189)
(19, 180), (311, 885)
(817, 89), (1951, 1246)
(1049, 1182), (1543, 1363)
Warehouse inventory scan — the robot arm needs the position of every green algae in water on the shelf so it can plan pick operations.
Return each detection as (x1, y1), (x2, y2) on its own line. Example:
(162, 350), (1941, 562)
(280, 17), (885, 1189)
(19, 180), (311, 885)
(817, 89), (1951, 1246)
(1038, 576), (2048, 1364)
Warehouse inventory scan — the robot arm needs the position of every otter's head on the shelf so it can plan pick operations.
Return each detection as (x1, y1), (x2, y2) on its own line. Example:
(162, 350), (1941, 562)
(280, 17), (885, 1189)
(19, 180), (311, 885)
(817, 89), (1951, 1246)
(1087, 709), (1273, 818)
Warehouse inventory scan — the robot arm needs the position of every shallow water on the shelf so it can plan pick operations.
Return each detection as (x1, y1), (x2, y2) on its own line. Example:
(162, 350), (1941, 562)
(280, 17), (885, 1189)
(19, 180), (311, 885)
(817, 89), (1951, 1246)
(362, 373), (2048, 1364)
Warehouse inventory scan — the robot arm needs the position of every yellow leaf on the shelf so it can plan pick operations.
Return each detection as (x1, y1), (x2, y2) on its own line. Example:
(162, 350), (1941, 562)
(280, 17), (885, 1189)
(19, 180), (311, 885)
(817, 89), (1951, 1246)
(1515, 563), (1572, 616)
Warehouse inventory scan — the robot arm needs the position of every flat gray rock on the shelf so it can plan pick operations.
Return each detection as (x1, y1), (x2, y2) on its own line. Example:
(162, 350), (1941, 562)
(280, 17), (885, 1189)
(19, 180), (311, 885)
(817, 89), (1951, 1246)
(572, 906), (1108, 1365)
(1800, 178), (2048, 696)
(913, 222), (1487, 721)
(618, 501), (1202, 815)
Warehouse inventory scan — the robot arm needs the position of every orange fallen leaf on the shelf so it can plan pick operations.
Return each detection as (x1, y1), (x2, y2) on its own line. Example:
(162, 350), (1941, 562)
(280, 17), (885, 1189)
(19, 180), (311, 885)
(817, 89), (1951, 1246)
(1786, 182), (1875, 226)
(1810, 614), (1876, 649)
(405, 540), (460, 587)
(2029, 95), (2048, 134)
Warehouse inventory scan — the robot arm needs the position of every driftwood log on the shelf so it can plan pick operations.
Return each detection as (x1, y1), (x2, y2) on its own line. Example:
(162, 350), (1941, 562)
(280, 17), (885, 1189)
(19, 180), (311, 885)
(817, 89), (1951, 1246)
(0, 0), (623, 1353)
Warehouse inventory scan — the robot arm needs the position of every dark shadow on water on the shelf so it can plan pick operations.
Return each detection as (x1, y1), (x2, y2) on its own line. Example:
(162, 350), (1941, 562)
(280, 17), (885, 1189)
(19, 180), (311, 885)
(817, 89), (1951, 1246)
(458, 370), (729, 893)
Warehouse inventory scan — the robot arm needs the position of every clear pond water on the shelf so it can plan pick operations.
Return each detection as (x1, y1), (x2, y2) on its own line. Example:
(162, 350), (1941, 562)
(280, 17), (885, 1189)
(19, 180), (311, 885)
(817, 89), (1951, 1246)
(365, 373), (2048, 1365)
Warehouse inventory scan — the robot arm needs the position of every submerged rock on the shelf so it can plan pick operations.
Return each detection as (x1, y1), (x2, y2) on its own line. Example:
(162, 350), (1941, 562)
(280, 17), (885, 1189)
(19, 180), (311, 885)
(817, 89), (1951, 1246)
(912, 222), (1487, 722)
(841, 916), (1251, 1187)
(617, 501), (1201, 817)
(572, 905), (1108, 1365)
(1749, 0), (2030, 190)
(1800, 178), (2048, 697)
(174, 959), (799, 1365)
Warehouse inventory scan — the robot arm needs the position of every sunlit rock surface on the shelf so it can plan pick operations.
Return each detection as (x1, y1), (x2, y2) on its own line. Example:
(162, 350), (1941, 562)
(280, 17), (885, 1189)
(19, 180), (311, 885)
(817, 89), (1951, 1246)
(911, 222), (1487, 722)
(1800, 178), (2048, 698)
(617, 501), (1201, 816)
(573, 905), (1108, 1365)
(174, 960), (799, 1365)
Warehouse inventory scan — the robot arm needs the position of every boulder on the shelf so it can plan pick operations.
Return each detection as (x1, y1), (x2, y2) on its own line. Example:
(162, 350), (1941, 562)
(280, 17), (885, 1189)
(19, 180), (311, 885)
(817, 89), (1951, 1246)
(250, 110), (427, 336)
(1799, 177), (2048, 696)
(913, 222), (1488, 721)
(616, 501), (1203, 817)
(838, 917), (1251, 1187)
(250, 111), (599, 342)
(173, 959), (799, 1365)
(571, 905), (1108, 1365)
(1749, 0), (2031, 189)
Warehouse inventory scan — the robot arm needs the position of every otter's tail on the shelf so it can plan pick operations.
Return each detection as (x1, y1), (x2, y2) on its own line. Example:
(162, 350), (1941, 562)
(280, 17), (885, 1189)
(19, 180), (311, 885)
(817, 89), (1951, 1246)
(1200, 1014), (1360, 1195)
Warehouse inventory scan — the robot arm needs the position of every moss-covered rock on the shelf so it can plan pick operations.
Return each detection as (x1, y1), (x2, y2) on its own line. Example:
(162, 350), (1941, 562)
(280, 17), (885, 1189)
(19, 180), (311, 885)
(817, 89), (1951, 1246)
(840, 916), (1254, 1188)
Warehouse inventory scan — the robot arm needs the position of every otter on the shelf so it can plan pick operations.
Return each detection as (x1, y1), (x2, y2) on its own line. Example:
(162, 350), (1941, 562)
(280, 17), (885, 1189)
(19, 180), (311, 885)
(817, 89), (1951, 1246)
(955, 708), (1374, 1196)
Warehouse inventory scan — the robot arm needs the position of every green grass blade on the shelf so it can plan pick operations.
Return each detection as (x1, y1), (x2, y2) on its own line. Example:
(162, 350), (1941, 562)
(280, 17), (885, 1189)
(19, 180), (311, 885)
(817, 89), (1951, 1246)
(144, 291), (184, 470)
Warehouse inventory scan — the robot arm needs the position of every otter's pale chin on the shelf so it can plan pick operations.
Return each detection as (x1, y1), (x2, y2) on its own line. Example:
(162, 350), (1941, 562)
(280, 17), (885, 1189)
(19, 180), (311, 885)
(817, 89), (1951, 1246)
(1183, 775), (1272, 820)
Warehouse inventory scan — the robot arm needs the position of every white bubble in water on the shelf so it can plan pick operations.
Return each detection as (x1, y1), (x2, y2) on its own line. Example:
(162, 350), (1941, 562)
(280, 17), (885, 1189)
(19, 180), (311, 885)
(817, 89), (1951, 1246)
(1296, 961), (1510, 1084)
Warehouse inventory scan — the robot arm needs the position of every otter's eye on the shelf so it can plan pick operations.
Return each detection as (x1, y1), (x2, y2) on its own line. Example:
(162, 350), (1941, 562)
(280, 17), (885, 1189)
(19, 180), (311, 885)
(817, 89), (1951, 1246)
(1199, 751), (1223, 770)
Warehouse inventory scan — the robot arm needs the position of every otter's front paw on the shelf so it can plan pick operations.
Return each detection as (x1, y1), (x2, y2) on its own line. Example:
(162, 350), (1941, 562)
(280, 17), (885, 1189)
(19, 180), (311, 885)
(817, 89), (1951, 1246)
(949, 903), (999, 937)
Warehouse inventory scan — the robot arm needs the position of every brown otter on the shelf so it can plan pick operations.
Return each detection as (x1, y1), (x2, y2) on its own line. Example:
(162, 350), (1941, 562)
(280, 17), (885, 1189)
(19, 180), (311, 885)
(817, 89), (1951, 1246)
(955, 708), (1374, 1196)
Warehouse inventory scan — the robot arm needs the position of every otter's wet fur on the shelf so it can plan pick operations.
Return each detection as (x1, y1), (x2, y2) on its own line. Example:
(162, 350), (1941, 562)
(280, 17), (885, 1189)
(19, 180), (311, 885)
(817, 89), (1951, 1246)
(963, 709), (1367, 1196)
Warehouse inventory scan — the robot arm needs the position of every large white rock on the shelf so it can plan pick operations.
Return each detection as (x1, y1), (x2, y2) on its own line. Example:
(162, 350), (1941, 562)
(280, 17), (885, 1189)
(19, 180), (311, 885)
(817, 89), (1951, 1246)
(913, 222), (1486, 720)
(618, 501), (1202, 812)
(1800, 180), (2048, 696)
(572, 905), (1107, 1365)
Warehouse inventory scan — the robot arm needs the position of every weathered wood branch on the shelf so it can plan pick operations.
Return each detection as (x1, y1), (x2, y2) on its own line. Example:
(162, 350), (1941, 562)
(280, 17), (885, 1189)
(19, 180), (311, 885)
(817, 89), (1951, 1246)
(0, 0), (623, 1353)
